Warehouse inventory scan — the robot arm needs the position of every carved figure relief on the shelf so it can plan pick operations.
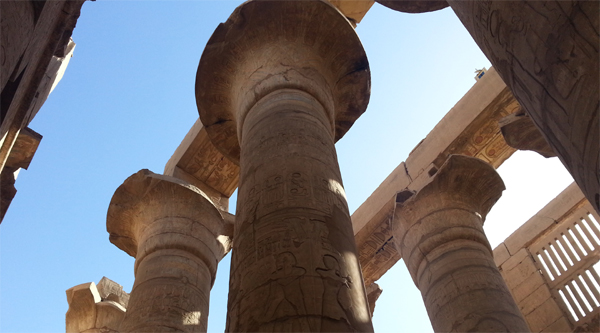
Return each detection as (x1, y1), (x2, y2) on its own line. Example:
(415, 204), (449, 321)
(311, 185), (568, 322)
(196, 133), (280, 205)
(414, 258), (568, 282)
(316, 254), (353, 324)
(264, 252), (308, 322)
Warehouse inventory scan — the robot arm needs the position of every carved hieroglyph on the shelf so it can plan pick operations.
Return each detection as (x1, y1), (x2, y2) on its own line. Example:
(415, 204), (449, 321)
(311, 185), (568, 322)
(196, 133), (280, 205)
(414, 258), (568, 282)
(195, 1), (372, 331)
(447, 0), (599, 213)
(106, 170), (231, 332)
(393, 155), (530, 332)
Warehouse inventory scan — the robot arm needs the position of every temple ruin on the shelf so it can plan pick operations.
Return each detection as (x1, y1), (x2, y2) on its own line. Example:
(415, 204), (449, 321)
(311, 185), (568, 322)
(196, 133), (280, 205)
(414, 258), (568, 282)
(1, 0), (598, 332)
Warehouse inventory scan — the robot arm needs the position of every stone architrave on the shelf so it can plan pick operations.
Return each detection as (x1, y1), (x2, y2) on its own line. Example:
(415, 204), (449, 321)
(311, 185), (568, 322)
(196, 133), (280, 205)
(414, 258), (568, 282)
(195, 1), (373, 331)
(106, 169), (231, 333)
(446, 1), (599, 213)
(393, 154), (530, 332)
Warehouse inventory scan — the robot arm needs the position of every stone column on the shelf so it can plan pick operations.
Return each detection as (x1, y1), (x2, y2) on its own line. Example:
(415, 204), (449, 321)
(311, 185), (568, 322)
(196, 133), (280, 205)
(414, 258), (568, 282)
(446, 0), (599, 213)
(195, 1), (372, 332)
(106, 169), (231, 332)
(393, 154), (530, 332)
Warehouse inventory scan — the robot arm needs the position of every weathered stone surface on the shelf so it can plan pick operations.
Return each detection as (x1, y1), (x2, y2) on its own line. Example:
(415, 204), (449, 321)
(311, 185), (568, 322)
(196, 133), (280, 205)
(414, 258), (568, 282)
(525, 298), (565, 332)
(94, 302), (126, 333)
(375, 0), (448, 13)
(448, 0), (600, 213)
(518, 284), (552, 317)
(502, 249), (539, 293)
(66, 282), (101, 333)
(65, 279), (126, 333)
(196, 1), (373, 331)
(0, 127), (42, 223)
(365, 282), (383, 318)
(393, 154), (529, 332)
(509, 269), (546, 305)
(3, 127), (42, 171)
(96, 276), (129, 309)
(499, 111), (556, 158)
(107, 169), (230, 332)
(541, 316), (572, 333)
(494, 242), (510, 267)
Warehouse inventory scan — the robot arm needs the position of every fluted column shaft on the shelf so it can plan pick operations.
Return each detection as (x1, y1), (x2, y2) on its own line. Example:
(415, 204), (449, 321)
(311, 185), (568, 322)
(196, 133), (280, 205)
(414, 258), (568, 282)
(393, 155), (529, 332)
(227, 89), (371, 332)
(107, 170), (229, 333)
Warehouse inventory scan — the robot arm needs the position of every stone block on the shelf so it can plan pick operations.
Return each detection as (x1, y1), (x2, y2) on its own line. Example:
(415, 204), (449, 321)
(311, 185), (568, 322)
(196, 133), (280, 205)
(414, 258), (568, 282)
(65, 282), (100, 333)
(94, 301), (125, 332)
(502, 249), (538, 290)
(494, 242), (510, 267)
(525, 298), (565, 332)
(509, 268), (546, 303)
(96, 276), (129, 308)
(518, 284), (552, 316)
(541, 316), (572, 333)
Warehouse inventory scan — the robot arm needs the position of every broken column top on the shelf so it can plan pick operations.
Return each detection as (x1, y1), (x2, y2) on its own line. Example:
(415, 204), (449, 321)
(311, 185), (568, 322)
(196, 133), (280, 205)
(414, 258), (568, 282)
(195, 0), (370, 164)
(395, 154), (506, 224)
(106, 169), (223, 257)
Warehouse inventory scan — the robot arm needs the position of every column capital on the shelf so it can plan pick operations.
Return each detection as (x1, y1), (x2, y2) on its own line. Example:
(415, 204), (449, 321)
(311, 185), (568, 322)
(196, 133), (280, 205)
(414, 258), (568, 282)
(395, 154), (505, 226)
(195, 0), (370, 164)
(391, 155), (528, 332)
(106, 169), (229, 264)
(375, 1), (448, 13)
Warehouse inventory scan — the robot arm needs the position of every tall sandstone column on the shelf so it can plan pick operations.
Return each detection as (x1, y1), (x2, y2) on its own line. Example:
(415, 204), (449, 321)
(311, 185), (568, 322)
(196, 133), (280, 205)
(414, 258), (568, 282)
(107, 169), (231, 332)
(446, 1), (599, 213)
(195, 1), (373, 332)
(393, 155), (530, 332)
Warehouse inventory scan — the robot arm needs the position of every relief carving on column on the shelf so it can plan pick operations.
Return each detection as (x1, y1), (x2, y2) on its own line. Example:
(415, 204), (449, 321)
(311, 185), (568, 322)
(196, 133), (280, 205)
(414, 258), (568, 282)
(106, 169), (231, 332)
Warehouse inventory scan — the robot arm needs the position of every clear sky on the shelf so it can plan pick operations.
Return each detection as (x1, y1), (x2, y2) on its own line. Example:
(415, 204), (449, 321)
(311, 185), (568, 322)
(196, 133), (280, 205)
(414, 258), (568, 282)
(0, 1), (575, 333)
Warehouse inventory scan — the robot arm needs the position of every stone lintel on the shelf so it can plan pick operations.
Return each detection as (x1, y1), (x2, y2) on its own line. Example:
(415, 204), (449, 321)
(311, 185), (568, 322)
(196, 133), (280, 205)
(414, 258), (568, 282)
(375, 0), (449, 13)
(352, 67), (518, 285)
(4, 126), (42, 170)
(106, 169), (227, 259)
(328, 0), (375, 24)
(0, 127), (42, 223)
(500, 111), (557, 158)
(195, 0), (370, 164)
(97, 276), (130, 309)
(164, 118), (238, 209)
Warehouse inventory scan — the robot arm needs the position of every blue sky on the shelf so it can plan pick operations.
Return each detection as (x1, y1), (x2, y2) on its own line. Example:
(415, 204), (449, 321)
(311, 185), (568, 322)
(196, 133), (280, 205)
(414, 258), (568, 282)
(0, 1), (574, 332)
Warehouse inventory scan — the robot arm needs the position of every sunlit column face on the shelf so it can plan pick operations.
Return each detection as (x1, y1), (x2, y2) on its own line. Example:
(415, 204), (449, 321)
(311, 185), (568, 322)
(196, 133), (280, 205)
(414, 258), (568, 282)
(227, 90), (372, 332)
(393, 155), (529, 333)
